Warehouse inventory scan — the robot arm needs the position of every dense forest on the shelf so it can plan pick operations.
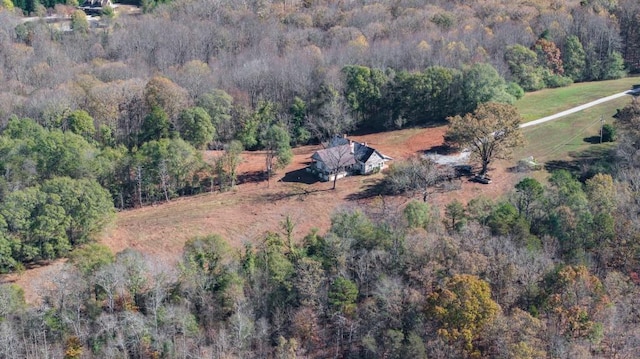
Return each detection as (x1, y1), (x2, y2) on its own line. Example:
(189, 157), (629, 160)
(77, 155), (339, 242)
(1, 0), (640, 357)
(0, 0), (637, 264)
(1, 102), (640, 357)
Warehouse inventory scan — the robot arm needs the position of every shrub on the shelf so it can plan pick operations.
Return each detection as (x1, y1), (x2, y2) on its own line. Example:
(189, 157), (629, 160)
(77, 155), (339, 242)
(404, 200), (433, 229)
(506, 82), (525, 100)
(602, 123), (616, 142)
(71, 10), (89, 33)
(101, 5), (114, 18)
(544, 73), (573, 88)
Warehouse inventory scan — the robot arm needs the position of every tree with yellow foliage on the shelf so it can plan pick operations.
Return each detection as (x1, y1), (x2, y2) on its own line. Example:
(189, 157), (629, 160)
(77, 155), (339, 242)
(1, 0), (15, 11)
(428, 274), (500, 356)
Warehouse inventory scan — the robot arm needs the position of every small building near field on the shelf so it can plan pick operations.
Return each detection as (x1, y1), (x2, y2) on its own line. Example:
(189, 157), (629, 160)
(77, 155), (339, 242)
(308, 135), (392, 182)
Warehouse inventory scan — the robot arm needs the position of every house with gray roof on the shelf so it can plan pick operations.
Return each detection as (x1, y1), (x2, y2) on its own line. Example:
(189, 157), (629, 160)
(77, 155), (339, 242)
(309, 135), (392, 182)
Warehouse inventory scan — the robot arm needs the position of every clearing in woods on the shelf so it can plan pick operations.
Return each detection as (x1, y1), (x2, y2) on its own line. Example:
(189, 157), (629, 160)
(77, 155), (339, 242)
(104, 127), (516, 262)
(14, 77), (640, 302)
(86, 79), (640, 264)
(100, 79), (638, 264)
(9, 126), (517, 303)
(102, 125), (513, 262)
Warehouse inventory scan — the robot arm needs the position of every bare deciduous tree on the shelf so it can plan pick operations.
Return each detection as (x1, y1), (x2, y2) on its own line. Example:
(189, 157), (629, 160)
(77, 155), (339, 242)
(384, 156), (441, 201)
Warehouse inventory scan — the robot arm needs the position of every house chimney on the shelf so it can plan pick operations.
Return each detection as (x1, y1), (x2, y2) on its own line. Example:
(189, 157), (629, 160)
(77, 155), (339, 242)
(343, 133), (348, 139)
(350, 140), (354, 154)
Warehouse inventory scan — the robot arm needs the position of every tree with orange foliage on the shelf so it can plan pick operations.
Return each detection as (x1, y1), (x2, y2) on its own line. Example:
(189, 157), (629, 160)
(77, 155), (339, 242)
(542, 265), (609, 340)
(533, 38), (564, 75)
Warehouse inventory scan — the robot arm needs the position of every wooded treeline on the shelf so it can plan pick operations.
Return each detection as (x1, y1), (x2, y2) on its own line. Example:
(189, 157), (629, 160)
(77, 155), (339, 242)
(0, 0), (636, 270)
(0, 0), (639, 355)
(0, 0), (636, 139)
(0, 0), (635, 203)
(2, 101), (640, 358)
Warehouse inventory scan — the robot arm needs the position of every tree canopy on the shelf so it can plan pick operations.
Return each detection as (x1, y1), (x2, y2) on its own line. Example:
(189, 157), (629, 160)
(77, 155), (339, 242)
(428, 274), (500, 354)
(262, 124), (293, 184)
(445, 102), (524, 176)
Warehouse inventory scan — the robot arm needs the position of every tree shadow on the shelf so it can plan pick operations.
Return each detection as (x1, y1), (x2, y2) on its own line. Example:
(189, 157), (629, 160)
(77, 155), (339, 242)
(583, 136), (602, 144)
(507, 163), (542, 173)
(237, 171), (265, 185)
(1, 260), (55, 283)
(281, 168), (320, 185)
(350, 121), (448, 136)
(257, 185), (332, 203)
(544, 159), (582, 174)
(422, 143), (457, 155)
(345, 178), (392, 201)
(544, 146), (616, 181)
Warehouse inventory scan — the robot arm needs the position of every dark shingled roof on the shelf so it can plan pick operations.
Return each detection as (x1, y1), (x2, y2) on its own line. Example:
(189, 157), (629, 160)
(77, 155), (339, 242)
(311, 144), (356, 169)
(354, 144), (375, 162)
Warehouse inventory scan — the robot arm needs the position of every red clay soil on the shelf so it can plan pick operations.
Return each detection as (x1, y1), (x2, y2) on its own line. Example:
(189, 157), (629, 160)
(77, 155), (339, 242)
(5, 126), (522, 304)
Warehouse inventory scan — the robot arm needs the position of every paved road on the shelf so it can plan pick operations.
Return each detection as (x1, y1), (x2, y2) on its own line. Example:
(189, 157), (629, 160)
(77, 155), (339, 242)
(520, 89), (638, 128)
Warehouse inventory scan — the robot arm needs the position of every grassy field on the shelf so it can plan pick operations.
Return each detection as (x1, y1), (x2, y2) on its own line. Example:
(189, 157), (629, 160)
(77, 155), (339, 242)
(515, 77), (639, 122)
(513, 93), (634, 184)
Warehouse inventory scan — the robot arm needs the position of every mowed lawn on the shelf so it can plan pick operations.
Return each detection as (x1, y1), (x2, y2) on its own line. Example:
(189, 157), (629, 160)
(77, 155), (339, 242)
(515, 87), (636, 167)
(515, 77), (639, 122)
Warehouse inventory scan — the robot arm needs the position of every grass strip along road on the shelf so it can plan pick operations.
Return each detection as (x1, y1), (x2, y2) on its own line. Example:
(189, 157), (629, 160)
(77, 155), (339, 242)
(521, 89), (638, 129)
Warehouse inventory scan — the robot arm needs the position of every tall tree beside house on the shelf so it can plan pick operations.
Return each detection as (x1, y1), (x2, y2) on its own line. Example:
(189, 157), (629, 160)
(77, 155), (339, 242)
(445, 102), (524, 177)
(307, 85), (355, 142)
(311, 140), (356, 189)
(323, 144), (355, 190)
(262, 124), (292, 187)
